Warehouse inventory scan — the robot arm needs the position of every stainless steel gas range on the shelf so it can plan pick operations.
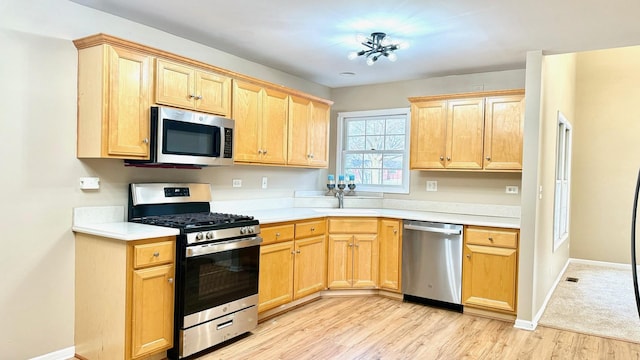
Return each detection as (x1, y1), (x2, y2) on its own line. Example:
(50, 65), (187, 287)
(128, 183), (261, 359)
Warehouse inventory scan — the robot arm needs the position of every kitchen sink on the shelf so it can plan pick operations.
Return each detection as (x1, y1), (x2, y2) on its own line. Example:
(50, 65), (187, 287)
(313, 208), (379, 215)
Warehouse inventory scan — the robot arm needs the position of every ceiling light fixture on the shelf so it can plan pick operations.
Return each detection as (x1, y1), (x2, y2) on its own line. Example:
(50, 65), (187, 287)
(348, 32), (407, 66)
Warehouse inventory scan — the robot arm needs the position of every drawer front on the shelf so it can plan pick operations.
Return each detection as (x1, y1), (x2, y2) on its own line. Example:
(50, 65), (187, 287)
(261, 224), (295, 245)
(465, 226), (518, 248)
(296, 219), (326, 238)
(328, 218), (378, 234)
(133, 241), (174, 268)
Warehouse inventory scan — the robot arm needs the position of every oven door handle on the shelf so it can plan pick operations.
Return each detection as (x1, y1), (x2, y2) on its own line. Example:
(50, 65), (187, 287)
(186, 236), (262, 257)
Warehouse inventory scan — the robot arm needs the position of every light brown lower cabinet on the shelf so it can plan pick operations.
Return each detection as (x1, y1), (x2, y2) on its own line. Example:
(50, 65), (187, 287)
(258, 219), (326, 313)
(462, 226), (519, 314)
(75, 234), (175, 360)
(378, 218), (403, 292)
(327, 218), (379, 289)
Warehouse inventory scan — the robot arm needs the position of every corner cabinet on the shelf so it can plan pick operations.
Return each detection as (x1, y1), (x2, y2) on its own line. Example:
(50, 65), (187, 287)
(327, 218), (379, 289)
(74, 41), (153, 159)
(258, 219), (326, 313)
(409, 90), (524, 171)
(156, 59), (231, 117)
(287, 96), (331, 168)
(75, 234), (175, 360)
(462, 226), (519, 314)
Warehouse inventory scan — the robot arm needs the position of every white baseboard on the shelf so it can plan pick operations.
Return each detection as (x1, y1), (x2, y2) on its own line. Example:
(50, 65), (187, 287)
(514, 319), (537, 331)
(569, 257), (631, 269)
(30, 346), (75, 360)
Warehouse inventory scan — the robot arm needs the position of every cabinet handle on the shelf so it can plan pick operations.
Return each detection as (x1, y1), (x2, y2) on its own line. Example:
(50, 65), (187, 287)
(296, 250), (301, 254)
(291, 250), (295, 254)
(488, 237), (494, 242)
(258, 149), (263, 154)
(447, 156), (451, 161)
(310, 227), (315, 232)
(439, 155), (444, 161)
(348, 243), (353, 247)
(153, 252), (160, 257)
(188, 94), (196, 99)
(142, 138), (149, 144)
(393, 229), (398, 234)
(466, 254), (471, 259)
(355, 244), (359, 248)
(195, 95), (203, 100)
(275, 232), (280, 237)
(486, 156), (491, 161)
(168, 278), (174, 284)
(263, 149), (267, 155)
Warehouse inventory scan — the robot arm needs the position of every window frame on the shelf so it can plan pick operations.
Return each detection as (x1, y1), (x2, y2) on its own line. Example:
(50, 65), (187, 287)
(336, 108), (411, 194)
(553, 111), (572, 251)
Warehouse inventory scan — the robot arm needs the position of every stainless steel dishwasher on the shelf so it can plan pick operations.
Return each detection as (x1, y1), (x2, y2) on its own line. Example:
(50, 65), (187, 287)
(402, 220), (463, 311)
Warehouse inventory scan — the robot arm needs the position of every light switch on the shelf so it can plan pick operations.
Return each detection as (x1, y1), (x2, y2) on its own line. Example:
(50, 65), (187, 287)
(261, 176), (268, 189)
(232, 179), (242, 188)
(426, 180), (438, 192)
(79, 177), (100, 190)
(505, 186), (519, 194)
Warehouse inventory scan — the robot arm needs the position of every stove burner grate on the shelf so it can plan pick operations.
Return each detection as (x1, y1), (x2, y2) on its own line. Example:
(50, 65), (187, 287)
(135, 212), (255, 228)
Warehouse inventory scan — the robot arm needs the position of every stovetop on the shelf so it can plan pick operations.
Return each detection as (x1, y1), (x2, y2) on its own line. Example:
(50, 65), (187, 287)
(132, 212), (256, 230)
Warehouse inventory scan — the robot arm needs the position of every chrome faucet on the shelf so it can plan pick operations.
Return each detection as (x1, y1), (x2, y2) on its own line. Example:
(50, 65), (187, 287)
(335, 189), (345, 208)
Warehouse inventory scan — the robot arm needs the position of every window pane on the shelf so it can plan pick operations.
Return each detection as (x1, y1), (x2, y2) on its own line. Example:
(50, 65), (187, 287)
(345, 168), (362, 183)
(383, 154), (403, 169)
(347, 120), (365, 136)
(382, 169), (403, 185)
(385, 118), (405, 135)
(364, 153), (383, 168)
(385, 135), (405, 150)
(347, 136), (365, 150)
(360, 169), (382, 185)
(366, 119), (385, 135)
(344, 153), (363, 168)
(366, 136), (384, 150)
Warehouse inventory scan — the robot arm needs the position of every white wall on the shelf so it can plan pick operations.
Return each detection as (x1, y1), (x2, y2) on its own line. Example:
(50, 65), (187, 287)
(0, 1), (330, 358)
(571, 46), (640, 263)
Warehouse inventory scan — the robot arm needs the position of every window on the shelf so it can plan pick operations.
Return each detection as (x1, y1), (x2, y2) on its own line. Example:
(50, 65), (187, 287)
(336, 108), (410, 194)
(554, 111), (572, 251)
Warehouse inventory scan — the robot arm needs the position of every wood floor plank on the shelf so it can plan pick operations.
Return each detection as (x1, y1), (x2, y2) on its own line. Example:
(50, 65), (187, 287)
(196, 296), (640, 360)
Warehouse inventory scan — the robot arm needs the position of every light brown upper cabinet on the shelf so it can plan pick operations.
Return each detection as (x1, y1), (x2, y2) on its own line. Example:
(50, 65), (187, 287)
(156, 59), (231, 117)
(409, 89), (524, 171)
(75, 42), (153, 160)
(232, 80), (288, 165)
(287, 96), (330, 168)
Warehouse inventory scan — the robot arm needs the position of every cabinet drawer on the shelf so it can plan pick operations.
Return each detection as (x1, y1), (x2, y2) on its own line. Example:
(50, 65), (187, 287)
(296, 219), (326, 238)
(465, 226), (518, 248)
(328, 218), (378, 234)
(261, 224), (295, 245)
(133, 241), (174, 268)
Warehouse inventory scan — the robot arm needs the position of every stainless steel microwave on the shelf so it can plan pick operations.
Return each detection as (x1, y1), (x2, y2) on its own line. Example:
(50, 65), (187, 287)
(127, 106), (234, 167)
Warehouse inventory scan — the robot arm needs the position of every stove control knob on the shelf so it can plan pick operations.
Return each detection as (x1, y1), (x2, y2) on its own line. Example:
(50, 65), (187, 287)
(195, 233), (204, 241)
(240, 227), (248, 235)
(206, 232), (214, 239)
(248, 226), (255, 234)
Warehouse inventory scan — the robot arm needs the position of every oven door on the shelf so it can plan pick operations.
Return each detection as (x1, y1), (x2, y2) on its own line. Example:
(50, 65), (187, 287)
(181, 236), (261, 328)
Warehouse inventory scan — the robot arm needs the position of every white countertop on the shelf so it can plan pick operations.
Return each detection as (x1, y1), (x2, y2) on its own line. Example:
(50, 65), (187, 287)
(245, 207), (520, 229)
(72, 222), (180, 241)
(72, 206), (519, 241)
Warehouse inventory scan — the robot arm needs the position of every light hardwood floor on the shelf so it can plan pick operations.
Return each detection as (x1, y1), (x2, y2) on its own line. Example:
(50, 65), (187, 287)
(192, 296), (640, 360)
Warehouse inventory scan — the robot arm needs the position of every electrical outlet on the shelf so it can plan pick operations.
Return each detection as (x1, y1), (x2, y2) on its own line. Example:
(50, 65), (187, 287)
(426, 180), (438, 192)
(232, 179), (242, 188)
(79, 177), (100, 190)
(505, 185), (519, 194)
(261, 176), (268, 189)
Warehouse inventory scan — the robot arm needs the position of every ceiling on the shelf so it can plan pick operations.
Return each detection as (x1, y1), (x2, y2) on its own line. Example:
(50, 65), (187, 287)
(71, 0), (640, 88)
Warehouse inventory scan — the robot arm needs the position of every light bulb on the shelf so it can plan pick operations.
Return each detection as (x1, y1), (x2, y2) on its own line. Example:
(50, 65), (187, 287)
(397, 41), (410, 50)
(366, 57), (375, 66)
(387, 52), (397, 62)
(348, 51), (359, 60)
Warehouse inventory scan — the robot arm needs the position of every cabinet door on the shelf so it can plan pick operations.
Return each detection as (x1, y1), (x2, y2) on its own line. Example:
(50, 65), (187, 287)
(195, 71), (231, 116)
(107, 46), (152, 158)
(287, 95), (312, 166)
(261, 88), (289, 165)
(293, 235), (326, 299)
(130, 264), (174, 359)
(446, 98), (484, 169)
(155, 59), (195, 109)
(308, 101), (330, 168)
(258, 241), (294, 313)
(378, 219), (402, 292)
(327, 234), (353, 288)
(462, 244), (517, 313)
(483, 95), (524, 170)
(352, 234), (379, 288)
(410, 100), (447, 169)
(232, 80), (262, 163)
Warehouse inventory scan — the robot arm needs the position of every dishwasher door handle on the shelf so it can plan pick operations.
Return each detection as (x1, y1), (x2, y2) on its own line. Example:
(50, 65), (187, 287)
(403, 224), (462, 235)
